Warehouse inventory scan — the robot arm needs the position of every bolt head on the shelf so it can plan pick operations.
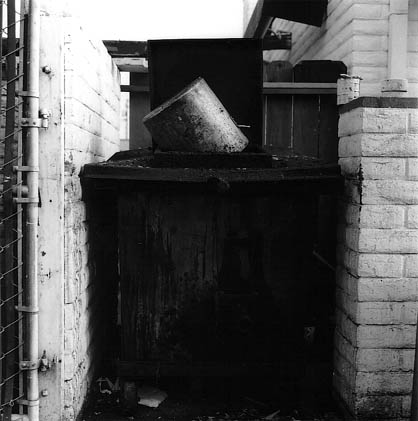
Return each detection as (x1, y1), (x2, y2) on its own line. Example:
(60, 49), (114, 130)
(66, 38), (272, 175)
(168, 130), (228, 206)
(42, 65), (52, 74)
(41, 389), (48, 397)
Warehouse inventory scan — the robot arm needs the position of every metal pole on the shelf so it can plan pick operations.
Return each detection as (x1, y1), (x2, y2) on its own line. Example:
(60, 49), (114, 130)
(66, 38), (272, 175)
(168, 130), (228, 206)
(3, 0), (17, 418)
(25, 0), (40, 420)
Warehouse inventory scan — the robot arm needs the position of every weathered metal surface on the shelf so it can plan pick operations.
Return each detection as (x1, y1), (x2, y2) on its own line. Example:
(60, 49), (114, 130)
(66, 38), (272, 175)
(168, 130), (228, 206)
(81, 159), (343, 195)
(152, 151), (272, 169)
(143, 78), (249, 153)
(119, 192), (318, 367)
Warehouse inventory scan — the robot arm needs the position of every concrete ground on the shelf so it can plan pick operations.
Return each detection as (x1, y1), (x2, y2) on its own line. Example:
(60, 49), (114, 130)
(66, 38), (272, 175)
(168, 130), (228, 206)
(82, 374), (343, 421)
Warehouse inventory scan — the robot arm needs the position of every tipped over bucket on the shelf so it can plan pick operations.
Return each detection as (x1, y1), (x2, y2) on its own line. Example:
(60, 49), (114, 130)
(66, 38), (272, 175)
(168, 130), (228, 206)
(143, 77), (249, 153)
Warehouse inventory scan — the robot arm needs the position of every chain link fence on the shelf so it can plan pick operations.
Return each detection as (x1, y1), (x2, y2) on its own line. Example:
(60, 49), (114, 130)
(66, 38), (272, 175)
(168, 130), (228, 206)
(0, 0), (27, 419)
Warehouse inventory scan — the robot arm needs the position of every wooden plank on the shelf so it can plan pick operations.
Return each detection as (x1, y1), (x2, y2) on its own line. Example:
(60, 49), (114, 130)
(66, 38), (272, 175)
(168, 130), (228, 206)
(263, 32), (291, 50)
(263, 82), (337, 95)
(244, 0), (272, 38)
(263, 61), (293, 82)
(264, 95), (292, 154)
(293, 95), (320, 158)
(82, 163), (342, 184)
(121, 85), (149, 93)
(113, 57), (148, 73)
(103, 40), (147, 57)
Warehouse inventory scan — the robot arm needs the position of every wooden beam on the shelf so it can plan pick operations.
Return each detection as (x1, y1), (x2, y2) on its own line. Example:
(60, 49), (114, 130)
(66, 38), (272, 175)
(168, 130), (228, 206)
(82, 162), (342, 185)
(263, 82), (337, 95)
(103, 40), (147, 57)
(121, 82), (335, 94)
(244, 0), (327, 38)
(244, 0), (273, 38)
(263, 32), (291, 50)
(121, 84), (149, 93)
(112, 57), (148, 73)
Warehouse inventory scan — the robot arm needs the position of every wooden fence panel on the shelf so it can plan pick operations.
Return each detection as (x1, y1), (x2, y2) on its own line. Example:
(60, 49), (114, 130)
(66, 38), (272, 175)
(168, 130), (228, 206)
(263, 84), (338, 163)
(264, 95), (292, 154)
(293, 94), (320, 157)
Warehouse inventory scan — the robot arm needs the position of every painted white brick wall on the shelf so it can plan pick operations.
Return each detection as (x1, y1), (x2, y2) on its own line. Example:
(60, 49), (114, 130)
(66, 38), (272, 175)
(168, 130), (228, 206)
(409, 0), (418, 94)
(336, 100), (418, 420)
(264, 0), (418, 97)
(37, 3), (119, 419)
(61, 19), (120, 419)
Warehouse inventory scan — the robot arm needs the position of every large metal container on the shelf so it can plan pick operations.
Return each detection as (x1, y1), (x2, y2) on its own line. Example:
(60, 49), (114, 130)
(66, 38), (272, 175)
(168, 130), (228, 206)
(143, 77), (249, 153)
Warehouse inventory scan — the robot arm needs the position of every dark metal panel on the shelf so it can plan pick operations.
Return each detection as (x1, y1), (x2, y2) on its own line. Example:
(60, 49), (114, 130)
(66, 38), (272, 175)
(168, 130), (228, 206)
(263, 0), (328, 27)
(293, 60), (347, 83)
(318, 94), (338, 162)
(118, 192), (318, 365)
(129, 73), (151, 150)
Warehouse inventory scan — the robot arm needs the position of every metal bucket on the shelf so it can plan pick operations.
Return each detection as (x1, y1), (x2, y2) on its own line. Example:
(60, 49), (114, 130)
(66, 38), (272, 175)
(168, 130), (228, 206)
(143, 77), (249, 153)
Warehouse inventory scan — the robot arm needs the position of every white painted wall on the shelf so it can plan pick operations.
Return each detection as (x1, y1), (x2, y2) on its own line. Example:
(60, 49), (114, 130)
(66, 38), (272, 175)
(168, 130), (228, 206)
(38, 3), (120, 420)
(62, 17), (120, 420)
(409, 0), (418, 91)
(263, 0), (418, 97)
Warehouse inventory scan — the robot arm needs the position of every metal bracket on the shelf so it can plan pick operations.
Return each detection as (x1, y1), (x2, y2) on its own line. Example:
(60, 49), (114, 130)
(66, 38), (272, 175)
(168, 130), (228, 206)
(17, 90), (39, 99)
(13, 197), (39, 204)
(19, 360), (40, 371)
(21, 118), (42, 128)
(13, 165), (39, 173)
(17, 398), (40, 407)
(12, 185), (29, 198)
(15, 305), (39, 314)
(39, 108), (51, 128)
